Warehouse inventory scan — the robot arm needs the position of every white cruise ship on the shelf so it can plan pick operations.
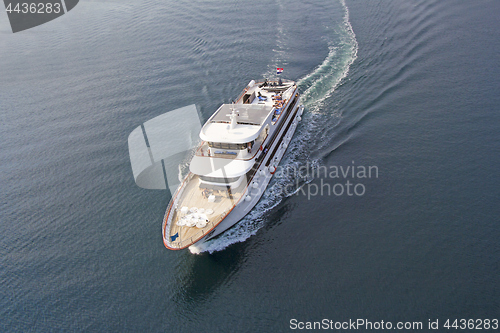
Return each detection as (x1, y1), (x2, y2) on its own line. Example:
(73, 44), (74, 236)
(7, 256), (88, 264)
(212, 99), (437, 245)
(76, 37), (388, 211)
(163, 78), (304, 250)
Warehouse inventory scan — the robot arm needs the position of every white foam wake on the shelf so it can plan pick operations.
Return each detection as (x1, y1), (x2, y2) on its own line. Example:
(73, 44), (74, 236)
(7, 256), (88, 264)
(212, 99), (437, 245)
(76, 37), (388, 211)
(298, 0), (358, 112)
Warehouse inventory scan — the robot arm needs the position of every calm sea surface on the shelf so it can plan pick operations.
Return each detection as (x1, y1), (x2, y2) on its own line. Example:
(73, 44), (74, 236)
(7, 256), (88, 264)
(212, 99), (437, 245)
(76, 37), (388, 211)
(1, 0), (499, 331)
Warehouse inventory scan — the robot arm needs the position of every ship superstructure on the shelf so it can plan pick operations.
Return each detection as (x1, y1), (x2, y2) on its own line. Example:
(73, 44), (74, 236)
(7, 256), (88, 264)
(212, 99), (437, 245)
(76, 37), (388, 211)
(163, 79), (304, 250)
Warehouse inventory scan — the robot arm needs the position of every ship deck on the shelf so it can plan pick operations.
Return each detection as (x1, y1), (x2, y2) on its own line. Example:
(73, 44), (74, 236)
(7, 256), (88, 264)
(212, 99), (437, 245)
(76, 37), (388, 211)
(167, 174), (247, 249)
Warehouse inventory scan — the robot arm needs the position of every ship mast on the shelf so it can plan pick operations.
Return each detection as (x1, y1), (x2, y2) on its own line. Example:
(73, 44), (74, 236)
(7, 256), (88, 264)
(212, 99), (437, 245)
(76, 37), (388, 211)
(226, 102), (239, 130)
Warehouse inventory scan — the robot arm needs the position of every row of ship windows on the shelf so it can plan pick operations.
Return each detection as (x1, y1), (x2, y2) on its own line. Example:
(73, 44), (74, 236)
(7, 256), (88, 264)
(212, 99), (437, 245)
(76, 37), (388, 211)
(208, 141), (253, 150)
(199, 175), (240, 183)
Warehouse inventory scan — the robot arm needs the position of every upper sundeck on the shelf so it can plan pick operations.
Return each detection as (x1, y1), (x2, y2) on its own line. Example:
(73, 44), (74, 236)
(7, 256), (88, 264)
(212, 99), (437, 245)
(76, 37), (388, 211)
(211, 104), (271, 126)
(199, 79), (296, 144)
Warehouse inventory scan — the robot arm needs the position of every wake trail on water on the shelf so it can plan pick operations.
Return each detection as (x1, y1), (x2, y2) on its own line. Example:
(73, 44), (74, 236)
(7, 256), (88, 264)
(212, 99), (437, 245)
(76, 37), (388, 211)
(192, 0), (358, 254)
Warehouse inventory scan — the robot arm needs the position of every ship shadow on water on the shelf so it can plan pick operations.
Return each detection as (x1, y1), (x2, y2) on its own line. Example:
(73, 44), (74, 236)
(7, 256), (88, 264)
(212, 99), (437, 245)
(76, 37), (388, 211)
(171, 200), (294, 307)
(171, 242), (247, 308)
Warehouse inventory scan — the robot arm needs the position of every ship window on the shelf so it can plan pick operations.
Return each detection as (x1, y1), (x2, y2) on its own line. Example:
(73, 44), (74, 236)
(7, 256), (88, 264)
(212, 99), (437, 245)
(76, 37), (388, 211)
(200, 175), (241, 184)
(208, 142), (247, 150)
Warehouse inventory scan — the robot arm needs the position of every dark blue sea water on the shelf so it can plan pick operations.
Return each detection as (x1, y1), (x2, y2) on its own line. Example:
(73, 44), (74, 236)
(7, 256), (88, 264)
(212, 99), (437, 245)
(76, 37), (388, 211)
(1, 0), (499, 331)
